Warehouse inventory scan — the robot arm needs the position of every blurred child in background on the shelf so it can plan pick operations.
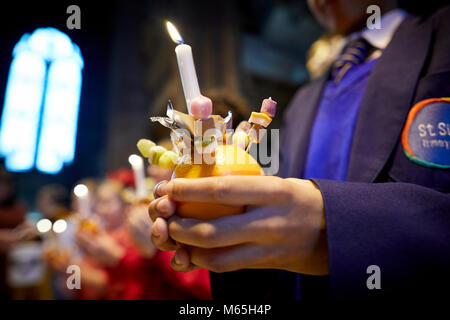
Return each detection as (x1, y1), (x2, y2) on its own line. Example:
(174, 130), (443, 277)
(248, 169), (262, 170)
(73, 179), (132, 299)
(0, 168), (26, 299)
(74, 171), (211, 299)
(35, 185), (70, 223)
(42, 179), (98, 299)
(126, 202), (211, 299)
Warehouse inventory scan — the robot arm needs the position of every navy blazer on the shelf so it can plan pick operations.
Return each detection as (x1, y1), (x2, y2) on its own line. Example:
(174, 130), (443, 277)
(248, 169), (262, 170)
(279, 6), (450, 299)
(210, 6), (450, 300)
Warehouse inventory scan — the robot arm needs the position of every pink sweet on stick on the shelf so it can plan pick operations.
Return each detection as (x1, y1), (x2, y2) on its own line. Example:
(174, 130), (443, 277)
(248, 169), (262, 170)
(261, 97), (277, 117)
(190, 95), (213, 119)
(245, 97), (277, 152)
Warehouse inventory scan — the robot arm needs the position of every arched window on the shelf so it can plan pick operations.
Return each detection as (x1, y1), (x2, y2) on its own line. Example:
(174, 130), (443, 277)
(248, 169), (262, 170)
(0, 27), (83, 174)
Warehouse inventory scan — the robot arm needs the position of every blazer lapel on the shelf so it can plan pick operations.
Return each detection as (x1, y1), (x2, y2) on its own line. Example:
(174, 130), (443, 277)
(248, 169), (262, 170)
(283, 75), (327, 178)
(346, 15), (433, 182)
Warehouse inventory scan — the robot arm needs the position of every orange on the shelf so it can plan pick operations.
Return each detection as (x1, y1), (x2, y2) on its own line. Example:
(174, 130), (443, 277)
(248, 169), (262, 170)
(172, 144), (263, 220)
(78, 218), (99, 234)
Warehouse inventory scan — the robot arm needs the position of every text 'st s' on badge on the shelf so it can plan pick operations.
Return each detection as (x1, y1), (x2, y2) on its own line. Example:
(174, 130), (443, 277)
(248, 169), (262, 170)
(401, 98), (450, 169)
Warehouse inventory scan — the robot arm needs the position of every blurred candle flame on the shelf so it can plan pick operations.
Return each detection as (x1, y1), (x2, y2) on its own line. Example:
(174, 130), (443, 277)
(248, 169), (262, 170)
(166, 21), (184, 44)
(74, 184), (88, 198)
(36, 218), (52, 233)
(53, 219), (67, 233)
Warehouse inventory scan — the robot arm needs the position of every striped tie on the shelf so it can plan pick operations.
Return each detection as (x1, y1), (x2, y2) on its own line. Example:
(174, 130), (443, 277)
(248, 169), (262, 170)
(331, 38), (372, 83)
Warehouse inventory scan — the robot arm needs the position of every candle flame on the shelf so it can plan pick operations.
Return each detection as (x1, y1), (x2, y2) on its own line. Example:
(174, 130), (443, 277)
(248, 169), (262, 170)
(166, 21), (184, 44)
(74, 184), (88, 198)
(53, 219), (67, 234)
(36, 219), (52, 233)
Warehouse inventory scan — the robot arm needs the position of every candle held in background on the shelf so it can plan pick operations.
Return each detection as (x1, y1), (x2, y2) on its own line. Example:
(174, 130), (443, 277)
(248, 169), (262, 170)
(128, 154), (147, 199)
(74, 184), (90, 217)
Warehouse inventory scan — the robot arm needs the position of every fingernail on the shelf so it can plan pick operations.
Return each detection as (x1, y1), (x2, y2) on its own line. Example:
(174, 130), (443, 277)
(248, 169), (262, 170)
(160, 181), (173, 197)
(174, 252), (181, 265)
(153, 180), (167, 198)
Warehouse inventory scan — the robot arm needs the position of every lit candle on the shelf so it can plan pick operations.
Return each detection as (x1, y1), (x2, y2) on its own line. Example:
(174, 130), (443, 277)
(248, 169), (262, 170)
(52, 219), (67, 234)
(166, 21), (212, 118)
(36, 218), (52, 234)
(74, 184), (90, 217)
(36, 218), (53, 242)
(128, 154), (147, 199)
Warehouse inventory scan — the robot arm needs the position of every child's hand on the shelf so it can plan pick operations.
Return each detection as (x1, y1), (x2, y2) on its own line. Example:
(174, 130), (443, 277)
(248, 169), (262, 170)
(76, 230), (125, 267)
(127, 204), (157, 258)
(148, 176), (328, 275)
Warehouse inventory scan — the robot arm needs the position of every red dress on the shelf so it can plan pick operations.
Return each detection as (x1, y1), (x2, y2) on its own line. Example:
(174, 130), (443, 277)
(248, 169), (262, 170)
(103, 228), (212, 300)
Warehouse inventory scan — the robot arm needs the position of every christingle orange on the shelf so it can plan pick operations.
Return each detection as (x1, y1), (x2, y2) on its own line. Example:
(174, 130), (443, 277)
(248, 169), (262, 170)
(137, 97), (276, 220)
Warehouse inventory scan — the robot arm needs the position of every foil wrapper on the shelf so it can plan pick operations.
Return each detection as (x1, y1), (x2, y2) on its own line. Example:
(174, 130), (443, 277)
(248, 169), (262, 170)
(150, 101), (233, 154)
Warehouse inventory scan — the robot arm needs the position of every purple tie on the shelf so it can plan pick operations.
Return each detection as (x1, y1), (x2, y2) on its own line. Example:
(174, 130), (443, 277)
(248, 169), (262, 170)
(331, 38), (372, 83)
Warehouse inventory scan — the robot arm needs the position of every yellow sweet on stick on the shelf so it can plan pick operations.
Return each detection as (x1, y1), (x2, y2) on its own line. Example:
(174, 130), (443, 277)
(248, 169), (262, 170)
(246, 98), (277, 151)
(149, 146), (167, 165)
(158, 150), (178, 169)
(137, 139), (156, 158)
(232, 130), (249, 149)
(137, 138), (179, 170)
(248, 112), (272, 128)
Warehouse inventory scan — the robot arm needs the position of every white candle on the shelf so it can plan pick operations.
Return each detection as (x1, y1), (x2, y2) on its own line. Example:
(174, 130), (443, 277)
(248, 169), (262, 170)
(74, 184), (90, 217)
(128, 154), (147, 199)
(166, 21), (201, 115)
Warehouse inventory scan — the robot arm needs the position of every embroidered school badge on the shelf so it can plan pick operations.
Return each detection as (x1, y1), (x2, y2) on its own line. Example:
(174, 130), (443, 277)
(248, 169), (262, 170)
(401, 98), (450, 169)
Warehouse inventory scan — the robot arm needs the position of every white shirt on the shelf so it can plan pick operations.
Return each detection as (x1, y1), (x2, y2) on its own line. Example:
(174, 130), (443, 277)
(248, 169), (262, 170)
(349, 9), (407, 60)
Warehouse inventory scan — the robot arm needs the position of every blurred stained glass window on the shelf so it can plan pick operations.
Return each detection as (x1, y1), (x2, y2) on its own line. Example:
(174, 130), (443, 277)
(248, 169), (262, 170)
(0, 27), (83, 174)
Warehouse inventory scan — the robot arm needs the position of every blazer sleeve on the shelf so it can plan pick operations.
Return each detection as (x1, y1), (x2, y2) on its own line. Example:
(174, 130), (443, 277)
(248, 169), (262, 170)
(312, 178), (450, 298)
